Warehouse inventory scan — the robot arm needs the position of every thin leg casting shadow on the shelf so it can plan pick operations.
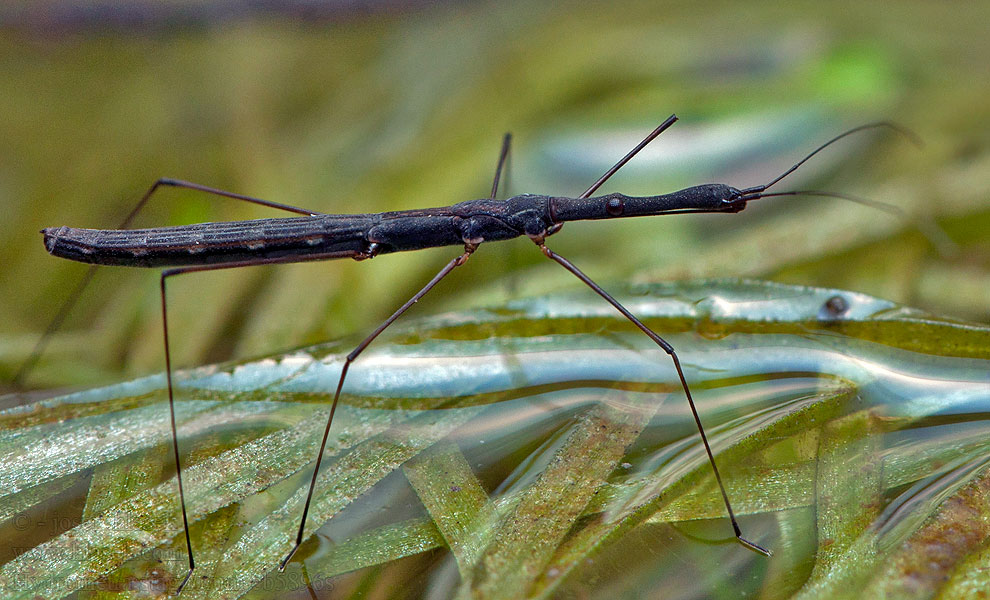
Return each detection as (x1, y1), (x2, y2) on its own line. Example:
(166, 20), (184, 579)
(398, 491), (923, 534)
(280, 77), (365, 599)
(535, 242), (770, 556)
(278, 245), (477, 570)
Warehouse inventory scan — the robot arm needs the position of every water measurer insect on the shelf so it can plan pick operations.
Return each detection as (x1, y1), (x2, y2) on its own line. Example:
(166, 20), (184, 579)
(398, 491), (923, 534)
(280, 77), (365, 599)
(30, 114), (912, 593)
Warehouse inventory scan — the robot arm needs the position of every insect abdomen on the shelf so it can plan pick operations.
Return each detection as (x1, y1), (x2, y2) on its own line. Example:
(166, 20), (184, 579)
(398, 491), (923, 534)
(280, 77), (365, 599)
(42, 215), (373, 267)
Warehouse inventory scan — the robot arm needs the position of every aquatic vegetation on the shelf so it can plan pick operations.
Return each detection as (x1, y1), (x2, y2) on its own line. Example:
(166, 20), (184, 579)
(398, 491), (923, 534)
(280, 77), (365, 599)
(1, 280), (987, 599)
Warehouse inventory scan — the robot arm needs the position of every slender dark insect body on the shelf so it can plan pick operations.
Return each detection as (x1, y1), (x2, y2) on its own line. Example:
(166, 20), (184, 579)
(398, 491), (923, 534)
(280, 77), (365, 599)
(43, 184), (746, 267)
(27, 114), (911, 593)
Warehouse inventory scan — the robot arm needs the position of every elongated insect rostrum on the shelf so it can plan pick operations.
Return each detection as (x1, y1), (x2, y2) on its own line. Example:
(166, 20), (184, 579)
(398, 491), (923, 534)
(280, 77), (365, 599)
(23, 114), (912, 594)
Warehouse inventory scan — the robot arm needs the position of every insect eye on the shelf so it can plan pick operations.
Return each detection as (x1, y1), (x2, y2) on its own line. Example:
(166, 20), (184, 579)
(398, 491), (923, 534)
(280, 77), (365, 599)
(606, 197), (624, 216)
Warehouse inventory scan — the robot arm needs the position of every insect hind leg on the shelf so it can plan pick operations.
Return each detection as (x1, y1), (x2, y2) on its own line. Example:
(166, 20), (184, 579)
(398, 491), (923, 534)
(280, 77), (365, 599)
(12, 179), (322, 388)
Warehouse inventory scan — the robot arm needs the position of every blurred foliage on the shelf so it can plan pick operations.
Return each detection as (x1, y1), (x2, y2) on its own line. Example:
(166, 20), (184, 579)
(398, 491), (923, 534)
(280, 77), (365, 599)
(0, 0), (987, 388)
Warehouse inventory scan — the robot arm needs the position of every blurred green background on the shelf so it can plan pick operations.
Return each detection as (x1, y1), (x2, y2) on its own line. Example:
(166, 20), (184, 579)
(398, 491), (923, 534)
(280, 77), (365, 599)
(1, 0), (987, 388)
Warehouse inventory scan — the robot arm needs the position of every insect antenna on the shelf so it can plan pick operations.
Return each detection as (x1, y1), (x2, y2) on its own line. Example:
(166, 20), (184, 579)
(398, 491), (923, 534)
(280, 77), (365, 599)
(734, 121), (921, 200)
(752, 189), (906, 216)
(752, 189), (959, 256)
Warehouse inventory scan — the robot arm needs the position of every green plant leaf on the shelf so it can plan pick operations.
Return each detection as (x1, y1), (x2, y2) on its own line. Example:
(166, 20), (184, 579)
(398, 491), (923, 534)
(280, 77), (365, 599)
(1, 280), (988, 599)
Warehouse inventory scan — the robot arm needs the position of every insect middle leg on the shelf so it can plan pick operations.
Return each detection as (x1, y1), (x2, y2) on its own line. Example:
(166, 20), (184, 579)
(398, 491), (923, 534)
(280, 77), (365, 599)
(280, 244), (477, 570)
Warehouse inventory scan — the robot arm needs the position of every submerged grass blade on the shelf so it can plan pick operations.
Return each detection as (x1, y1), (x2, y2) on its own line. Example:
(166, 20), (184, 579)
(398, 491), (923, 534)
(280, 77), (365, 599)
(527, 385), (856, 599)
(0, 400), (428, 598)
(794, 456), (990, 600)
(81, 445), (169, 521)
(809, 410), (885, 579)
(0, 471), (87, 523)
(0, 399), (294, 498)
(403, 441), (495, 575)
(460, 390), (660, 599)
(200, 406), (485, 599)
(244, 517), (444, 597)
(864, 462), (990, 598)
